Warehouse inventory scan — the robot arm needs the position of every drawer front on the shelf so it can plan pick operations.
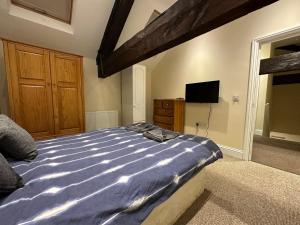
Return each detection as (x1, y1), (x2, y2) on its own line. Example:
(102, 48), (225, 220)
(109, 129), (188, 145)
(154, 100), (162, 108)
(154, 108), (174, 117)
(154, 122), (173, 131)
(162, 100), (174, 109)
(154, 115), (174, 125)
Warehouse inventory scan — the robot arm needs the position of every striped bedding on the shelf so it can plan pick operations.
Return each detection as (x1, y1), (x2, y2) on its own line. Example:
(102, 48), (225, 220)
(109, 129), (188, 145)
(0, 127), (222, 225)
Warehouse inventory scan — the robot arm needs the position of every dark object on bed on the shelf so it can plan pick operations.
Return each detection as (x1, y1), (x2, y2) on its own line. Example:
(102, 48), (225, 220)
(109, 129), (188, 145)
(0, 115), (37, 161)
(126, 122), (158, 133)
(143, 128), (179, 142)
(0, 153), (23, 195)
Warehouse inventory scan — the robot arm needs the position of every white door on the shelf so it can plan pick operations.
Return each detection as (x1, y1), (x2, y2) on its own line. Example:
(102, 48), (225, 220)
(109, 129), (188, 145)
(133, 65), (146, 123)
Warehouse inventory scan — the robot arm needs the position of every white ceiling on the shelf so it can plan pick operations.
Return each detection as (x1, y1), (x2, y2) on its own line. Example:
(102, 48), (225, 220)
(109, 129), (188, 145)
(0, 0), (176, 59)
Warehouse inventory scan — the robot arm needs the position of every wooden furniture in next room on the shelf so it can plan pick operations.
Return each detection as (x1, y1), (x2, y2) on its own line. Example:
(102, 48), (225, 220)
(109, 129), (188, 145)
(3, 40), (85, 140)
(153, 99), (185, 133)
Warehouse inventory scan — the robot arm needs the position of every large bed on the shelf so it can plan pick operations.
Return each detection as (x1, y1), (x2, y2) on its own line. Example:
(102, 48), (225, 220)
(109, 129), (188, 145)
(0, 127), (222, 225)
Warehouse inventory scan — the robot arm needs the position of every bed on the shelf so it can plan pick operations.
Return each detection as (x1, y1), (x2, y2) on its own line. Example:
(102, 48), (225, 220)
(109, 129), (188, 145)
(0, 127), (222, 225)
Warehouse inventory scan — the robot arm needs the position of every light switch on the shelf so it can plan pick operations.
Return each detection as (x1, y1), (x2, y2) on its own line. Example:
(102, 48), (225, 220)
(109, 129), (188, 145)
(232, 96), (240, 103)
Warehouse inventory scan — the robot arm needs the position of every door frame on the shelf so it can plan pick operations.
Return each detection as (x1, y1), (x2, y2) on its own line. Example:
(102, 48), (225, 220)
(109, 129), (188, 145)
(243, 24), (300, 161)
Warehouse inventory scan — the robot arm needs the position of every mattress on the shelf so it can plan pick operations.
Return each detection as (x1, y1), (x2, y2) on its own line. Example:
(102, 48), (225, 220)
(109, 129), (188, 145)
(0, 127), (222, 225)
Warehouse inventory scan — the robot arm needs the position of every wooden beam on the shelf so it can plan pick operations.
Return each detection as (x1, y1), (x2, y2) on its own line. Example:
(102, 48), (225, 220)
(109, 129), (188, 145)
(96, 0), (134, 75)
(273, 74), (300, 85)
(99, 0), (278, 77)
(260, 51), (300, 75)
(276, 45), (300, 52)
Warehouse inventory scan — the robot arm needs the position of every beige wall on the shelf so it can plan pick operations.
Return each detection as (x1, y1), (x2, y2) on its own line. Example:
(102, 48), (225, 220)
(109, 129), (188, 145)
(151, 0), (300, 150)
(255, 43), (272, 136)
(83, 58), (121, 124)
(271, 83), (300, 135)
(117, 0), (176, 48)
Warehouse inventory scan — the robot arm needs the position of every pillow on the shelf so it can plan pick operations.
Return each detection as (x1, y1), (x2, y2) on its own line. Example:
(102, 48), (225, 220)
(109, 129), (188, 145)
(0, 115), (37, 161)
(0, 153), (24, 195)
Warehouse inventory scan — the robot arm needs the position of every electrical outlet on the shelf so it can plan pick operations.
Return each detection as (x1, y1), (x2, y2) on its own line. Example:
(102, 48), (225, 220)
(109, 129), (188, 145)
(196, 122), (206, 128)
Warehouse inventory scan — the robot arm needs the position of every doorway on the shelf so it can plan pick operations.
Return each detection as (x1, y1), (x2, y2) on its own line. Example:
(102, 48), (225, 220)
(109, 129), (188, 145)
(244, 25), (300, 175)
(252, 39), (300, 174)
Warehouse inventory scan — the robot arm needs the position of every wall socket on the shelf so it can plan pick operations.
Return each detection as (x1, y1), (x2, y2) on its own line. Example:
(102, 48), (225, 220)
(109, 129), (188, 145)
(196, 122), (206, 128)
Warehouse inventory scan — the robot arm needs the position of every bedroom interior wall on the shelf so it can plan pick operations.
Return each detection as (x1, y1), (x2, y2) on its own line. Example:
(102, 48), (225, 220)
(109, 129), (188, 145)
(115, 0), (175, 124)
(151, 0), (300, 150)
(83, 58), (121, 126)
(116, 0), (176, 48)
(271, 83), (300, 135)
(255, 43), (272, 136)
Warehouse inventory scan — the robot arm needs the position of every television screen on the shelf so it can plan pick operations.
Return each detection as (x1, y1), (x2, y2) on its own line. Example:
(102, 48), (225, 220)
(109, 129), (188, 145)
(185, 80), (220, 103)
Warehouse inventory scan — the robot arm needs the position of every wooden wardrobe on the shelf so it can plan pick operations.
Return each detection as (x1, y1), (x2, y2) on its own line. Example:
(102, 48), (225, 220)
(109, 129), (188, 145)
(3, 40), (85, 140)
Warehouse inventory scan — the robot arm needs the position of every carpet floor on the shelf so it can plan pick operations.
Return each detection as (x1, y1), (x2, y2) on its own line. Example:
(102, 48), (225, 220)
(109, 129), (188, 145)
(252, 140), (300, 175)
(174, 156), (300, 225)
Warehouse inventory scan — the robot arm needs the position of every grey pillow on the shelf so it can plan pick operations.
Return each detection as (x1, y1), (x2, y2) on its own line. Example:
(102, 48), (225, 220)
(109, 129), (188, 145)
(0, 153), (24, 195)
(0, 115), (37, 161)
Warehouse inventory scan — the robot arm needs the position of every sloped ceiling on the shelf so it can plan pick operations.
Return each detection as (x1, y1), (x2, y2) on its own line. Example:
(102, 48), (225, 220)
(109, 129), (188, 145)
(0, 0), (175, 58)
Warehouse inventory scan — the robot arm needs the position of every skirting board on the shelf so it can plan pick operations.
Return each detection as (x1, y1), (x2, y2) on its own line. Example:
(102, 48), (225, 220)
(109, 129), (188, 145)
(218, 144), (244, 159)
(254, 129), (263, 136)
(270, 131), (300, 143)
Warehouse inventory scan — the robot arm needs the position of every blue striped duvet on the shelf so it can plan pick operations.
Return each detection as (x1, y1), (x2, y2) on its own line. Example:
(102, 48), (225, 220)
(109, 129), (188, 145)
(0, 127), (222, 225)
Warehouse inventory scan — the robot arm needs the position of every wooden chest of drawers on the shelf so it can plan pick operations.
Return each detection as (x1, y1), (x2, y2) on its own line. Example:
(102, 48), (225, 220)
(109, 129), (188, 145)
(153, 99), (185, 133)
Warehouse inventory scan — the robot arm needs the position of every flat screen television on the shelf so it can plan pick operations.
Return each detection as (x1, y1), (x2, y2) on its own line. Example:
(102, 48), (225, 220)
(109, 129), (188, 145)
(185, 80), (220, 103)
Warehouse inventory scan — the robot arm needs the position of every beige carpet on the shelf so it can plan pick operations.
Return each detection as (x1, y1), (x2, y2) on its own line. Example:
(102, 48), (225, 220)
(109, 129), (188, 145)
(174, 157), (300, 225)
(252, 142), (300, 175)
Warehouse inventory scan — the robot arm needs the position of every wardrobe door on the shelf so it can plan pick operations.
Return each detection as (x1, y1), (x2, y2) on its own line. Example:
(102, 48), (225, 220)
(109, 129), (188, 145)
(4, 42), (55, 139)
(50, 52), (84, 136)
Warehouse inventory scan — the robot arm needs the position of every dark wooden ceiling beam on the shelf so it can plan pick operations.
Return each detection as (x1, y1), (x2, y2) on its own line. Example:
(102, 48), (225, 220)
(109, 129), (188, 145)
(99, 0), (278, 77)
(260, 51), (300, 75)
(96, 0), (134, 75)
(273, 74), (300, 85)
(276, 45), (300, 52)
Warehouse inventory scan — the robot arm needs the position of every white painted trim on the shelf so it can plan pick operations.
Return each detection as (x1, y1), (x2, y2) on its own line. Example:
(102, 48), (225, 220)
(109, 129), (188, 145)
(270, 131), (300, 143)
(218, 144), (243, 160)
(254, 129), (263, 136)
(243, 24), (300, 161)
